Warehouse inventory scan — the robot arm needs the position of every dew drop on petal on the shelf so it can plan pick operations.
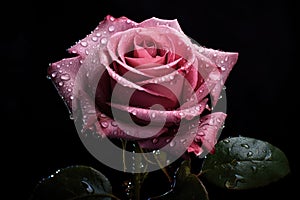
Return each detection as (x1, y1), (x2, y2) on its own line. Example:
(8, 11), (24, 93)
(151, 112), (156, 118)
(108, 25), (115, 32)
(180, 139), (187, 144)
(101, 121), (109, 128)
(91, 36), (98, 42)
(51, 71), (58, 78)
(111, 121), (118, 127)
(58, 81), (64, 87)
(60, 74), (70, 81)
(80, 41), (88, 47)
(170, 140), (176, 147)
(152, 138), (159, 144)
(101, 37), (107, 45)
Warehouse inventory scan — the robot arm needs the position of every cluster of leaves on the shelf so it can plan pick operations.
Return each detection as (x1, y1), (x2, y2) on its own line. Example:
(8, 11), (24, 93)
(30, 137), (290, 200)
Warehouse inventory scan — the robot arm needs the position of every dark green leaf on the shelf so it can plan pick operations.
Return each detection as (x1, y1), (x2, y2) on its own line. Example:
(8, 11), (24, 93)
(202, 136), (290, 190)
(30, 165), (114, 200)
(149, 160), (209, 200)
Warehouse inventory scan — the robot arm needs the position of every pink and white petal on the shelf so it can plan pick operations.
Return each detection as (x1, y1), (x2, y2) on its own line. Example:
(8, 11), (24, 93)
(48, 56), (82, 111)
(138, 17), (183, 33)
(68, 15), (138, 58)
(193, 112), (227, 156)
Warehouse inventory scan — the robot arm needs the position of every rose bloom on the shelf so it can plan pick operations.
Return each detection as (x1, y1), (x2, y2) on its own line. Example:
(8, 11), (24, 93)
(48, 15), (238, 156)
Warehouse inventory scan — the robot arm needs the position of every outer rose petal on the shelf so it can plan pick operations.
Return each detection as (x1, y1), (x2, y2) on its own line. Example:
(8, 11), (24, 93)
(188, 112), (227, 156)
(48, 56), (82, 110)
(68, 15), (138, 58)
(138, 17), (183, 33)
(49, 15), (137, 111)
(195, 45), (239, 105)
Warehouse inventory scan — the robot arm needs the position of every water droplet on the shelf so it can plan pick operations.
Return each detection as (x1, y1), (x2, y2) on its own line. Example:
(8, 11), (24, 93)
(153, 150), (160, 155)
(101, 121), (109, 128)
(111, 121), (118, 127)
(80, 41), (88, 47)
(110, 16), (115, 21)
(56, 64), (61, 68)
(67, 88), (72, 92)
(58, 81), (64, 87)
(91, 36), (98, 42)
(126, 19), (131, 23)
(180, 138), (187, 144)
(108, 25), (115, 32)
(71, 50), (77, 54)
(213, 53), (217, 57)
(60, 74), (70, 81)
(152, 138), (159, 144)
(151, 112), (156, 118)
(139, 162), (144, 168)
(265, 150), (272, 160)
(96, 32), (102, 37)
(241, 144), (250, 149)
(51, 71), (58, 78)
(170, 140), (176, 147)
(169, 75), (175, 80)
(69, 114), (74, 120)
(223, 139), (230, 143)
(225, 56), (228, 62)
(220, 66), (226, 71)
(101, 37), (107, 45)
(131, 110), (137, 116)
(81, 180), (94, 193)
(251, 166), (257, 173)
(247, 151), (253, 157)
(85, 50), (89, 55)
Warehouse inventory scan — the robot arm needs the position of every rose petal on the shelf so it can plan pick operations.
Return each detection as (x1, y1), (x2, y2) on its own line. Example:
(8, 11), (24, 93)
(109, 98), (207, 126)
(190, 112), (227, 156)
(139, 17), (183, 33)
(195, 45), (238, 105)
(48, 56), (82, 111)
(49, 15), (137, 111)
(68, 15), (137, 58)
(78, 89), (168, 140)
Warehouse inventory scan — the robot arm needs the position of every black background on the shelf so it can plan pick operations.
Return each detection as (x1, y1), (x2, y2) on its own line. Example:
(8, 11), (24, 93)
(2, 0), (297, 199)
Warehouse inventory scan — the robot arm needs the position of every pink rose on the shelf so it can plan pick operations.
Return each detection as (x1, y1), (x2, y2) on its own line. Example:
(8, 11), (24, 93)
(48, 15), (238, 156)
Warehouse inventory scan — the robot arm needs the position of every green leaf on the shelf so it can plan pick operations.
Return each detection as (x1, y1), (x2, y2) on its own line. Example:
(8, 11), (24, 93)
(30, 165), (114, 200)
(202, 136), (290, 190)
(149, 160), (209, 200)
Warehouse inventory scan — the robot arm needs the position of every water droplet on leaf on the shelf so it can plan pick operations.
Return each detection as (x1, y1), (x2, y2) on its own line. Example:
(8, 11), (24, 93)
(81, 180), (94, 193)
